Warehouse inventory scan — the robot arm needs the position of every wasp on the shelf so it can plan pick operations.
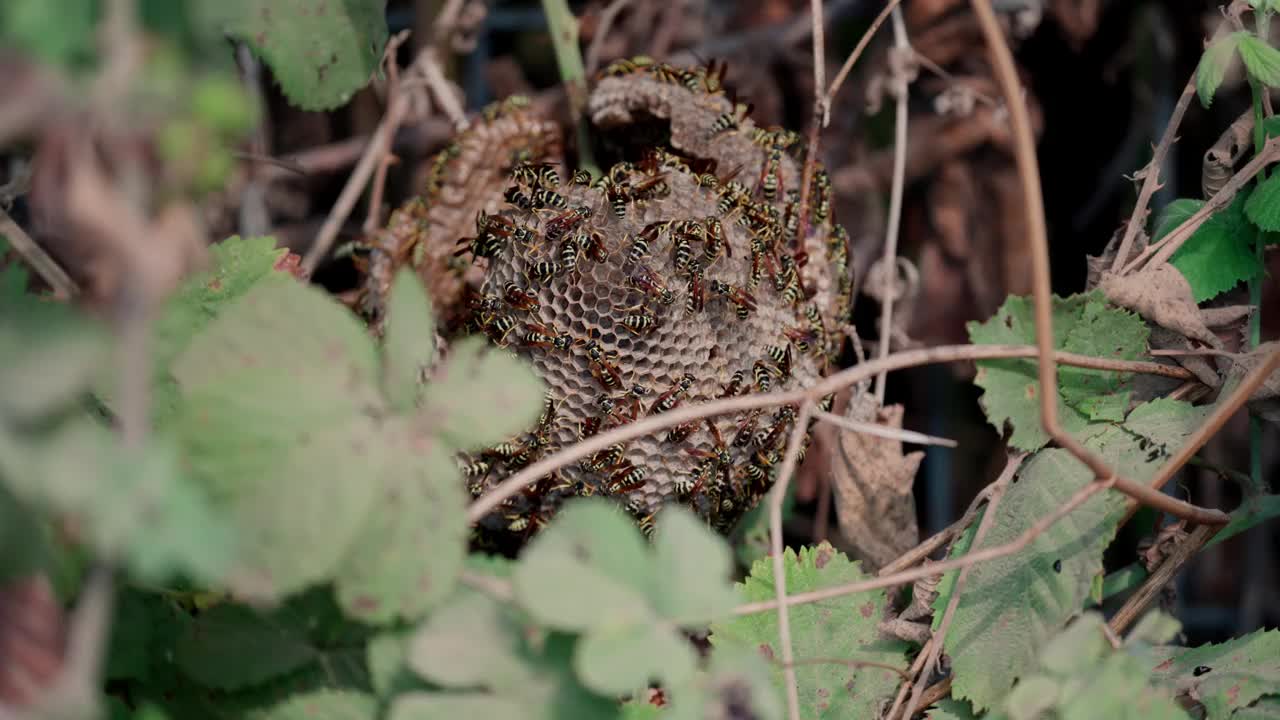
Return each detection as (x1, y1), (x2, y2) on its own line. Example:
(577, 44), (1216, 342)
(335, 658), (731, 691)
(503, 282), (540, 312)
(532, 187), (567, 210)
(522, 320), (573, 351)
(529, 260), (561, 283)
(783, 325), (818, 355)
(783, 192), (801, 245)
(607, 464), (648, 494)
(671, 233), (695, 275)
(621, 312), (659, 335)
(828, 223), (849, 272)
(685, 269), (706, 314)
(732, 409), (763, 447)
(756, 405), (797, 452)
(629, 264), (676, 306)
(602, 176), (630, 219)
(666, 420), (699, 444)
(649, 373), (696, 415)
(818, 392), (836, 413)
(720, 369), (746, 398)
(578, 336), (625, 390)
(484, 314), (518, 346)
(811, 168), (832, 223)
(466, 289), (503, 314)
(626, 226), (660, 267)
(601, 55), (654, 77)
(586, 443), (627, 472)
(571, 168), (593, 186)
(543, 206), (591, 244)
(752, 360), (773, 392)
(747, 235), (772, 289)
(580, 230), (609, 263)
(686, 420), (734, 490)
(630, 174), (670, 204)
(710, 279), (757, 318)
(618, 384), (650, 420)
(513, 161), (560, 189)
(758, 148), (783, 201)
(703, 217), (729, 264)
(710, 101), (752, 135)
(696, 172), (720, 189)
(717, 181), (746, 215)
(504, 185), (535, 210)
(766, 344), (793, 379)
(651, 62), (684, 84)
(462, 458), (491, 479)
(558, 236), (582, 277)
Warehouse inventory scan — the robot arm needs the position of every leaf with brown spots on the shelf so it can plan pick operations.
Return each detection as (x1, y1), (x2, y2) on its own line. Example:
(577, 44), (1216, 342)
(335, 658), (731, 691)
(708, 543), (909, 719)
(1147, 628), (1280, 720)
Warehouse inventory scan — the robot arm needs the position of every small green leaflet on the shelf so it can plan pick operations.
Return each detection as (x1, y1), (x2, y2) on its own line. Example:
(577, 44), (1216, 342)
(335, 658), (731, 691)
(246, 690), (377, 720)
(936, 397), (1210, 711)
(925, 699), (980, 720)
(198, 0), (388, 111)
(662, 649), (782, 720)
(383, 268), (437, 413)
(1154, 196), (1263, 301)
(1238, 34), (1280, 87)
(1197, 32), (1247, 107)
(967, 291), (1148, 451)
(710, 543), (910, 719)
(1246, 173), (1280, 231)
(419, 336), (546, 453)
(1148, 629), (1280, 719)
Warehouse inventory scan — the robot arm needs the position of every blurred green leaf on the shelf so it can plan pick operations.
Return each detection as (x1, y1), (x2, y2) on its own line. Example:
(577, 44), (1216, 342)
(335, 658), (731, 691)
(710, 543), (909, 719)
(420, 336), (545, 453)
(247, 689), (377, 720)
(407, 592), (532, 689)
(1148, 629), (1280, 719)
(383, 269), (436, 413)
(664, 649), (782, 720)
(199, 0), (388, 111)
(367, 631), (415, 697)
(0, 0), (97, 68)
(574, 623), (695, 695)
(1233, 698), (1280, 720)
(925, 699), (981, 720)
(651, 506), (738, 625)
(175, 604), (318, 690)
(1197, 32), (1246, 107)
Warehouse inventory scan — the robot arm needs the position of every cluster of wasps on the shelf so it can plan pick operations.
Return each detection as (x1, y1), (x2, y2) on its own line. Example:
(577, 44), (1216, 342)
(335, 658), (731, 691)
(438, 57), (856, 541)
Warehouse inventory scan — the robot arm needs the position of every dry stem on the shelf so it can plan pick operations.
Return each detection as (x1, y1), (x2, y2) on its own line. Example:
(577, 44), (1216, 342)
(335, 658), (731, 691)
(0, 207), (78, 299)
(813, 409), (957, 447)
(825, 0), (906, 109)
(1108, 523), (1218, 635)
(585, 0), (631, 76)
(769, 402), (814, 720)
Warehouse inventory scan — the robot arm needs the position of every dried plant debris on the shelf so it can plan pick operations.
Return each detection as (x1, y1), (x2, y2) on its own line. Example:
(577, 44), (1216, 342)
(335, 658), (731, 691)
(829, 393), (923, 571)
(1099, 267), (1221, 348)
(362, 58), (851, 539)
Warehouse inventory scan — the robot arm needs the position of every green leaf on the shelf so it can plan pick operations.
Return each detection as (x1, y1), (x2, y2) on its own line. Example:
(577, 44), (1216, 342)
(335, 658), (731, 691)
(367, 631), (415, 697)
(383, 269), (437, 413)
(620, 702), (664, 720)
(389, 694), (529, 720)
(0, 0), (96, 68)
(651, 506), (738, 625)
(1246, 172), (1280, 230)
(1169, 193), (1264, 301)
(247, 690), (376, 720)
(1126, 612), (1183, 647)
(664, 648), (783, 720)
(332, 430), (465, 623)
(1211, 494), (1280, 548)
(1233, 698), (1280, 720)
(1149, 629), (1280, 719)
(709, 543), (910, 719)
(175, 604), (318, 690)
(420, 336), (545, 453)
(512, 499), (653, 631)
(148, 235), (291, 423)
(926, 699), (981, 720)
(1153, 199), (1204, 242)
(967, 291), (1148, 451)
(407, 592), (534, 689)
(0, 289), (107, 422)
(1198, 32), (1246, 107)
(575, 623), (696, 695)
(937, 399), (1209, 711)
(1239, 34), (1280, 86)
(200, 0), (388, 111)
(174, 277), (386, 600)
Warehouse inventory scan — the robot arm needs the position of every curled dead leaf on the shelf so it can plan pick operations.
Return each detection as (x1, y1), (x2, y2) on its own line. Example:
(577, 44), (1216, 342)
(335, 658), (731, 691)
(1099, 267), (1222, 348)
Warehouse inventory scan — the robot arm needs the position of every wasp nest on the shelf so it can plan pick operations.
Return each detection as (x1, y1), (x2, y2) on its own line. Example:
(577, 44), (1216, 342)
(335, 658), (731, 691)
(368, 59), (853, 539)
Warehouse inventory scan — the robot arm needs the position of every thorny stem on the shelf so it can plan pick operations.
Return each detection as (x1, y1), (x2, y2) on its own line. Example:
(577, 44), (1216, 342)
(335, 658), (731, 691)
(1110, 75), (1197, 272)
(1107, 524), (1218, 635)
(466, 344), (1200, 523)
(873, 6), (910, 405)
(899, 454), (1023, 720)
(770, 402), (813, 720)
(824, 0), (906, 111)
(541, 0), (599, 174)
(364, 32), (412, 235)
(734, 477), (1115, 616)
(813, 409), (957, 447)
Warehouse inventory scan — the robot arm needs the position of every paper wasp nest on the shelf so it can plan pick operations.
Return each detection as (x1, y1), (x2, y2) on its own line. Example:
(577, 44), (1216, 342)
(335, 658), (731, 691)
(368, 59), (853, 538)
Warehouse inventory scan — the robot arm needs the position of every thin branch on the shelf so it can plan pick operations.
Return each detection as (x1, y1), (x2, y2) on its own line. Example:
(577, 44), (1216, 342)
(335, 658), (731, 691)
(541, 0), (598, 173)
(825, 0), (906, 108)
(793, 0), (827, 258)
(417, 49), (469, 131)
(811, 0), (828, 126)
(734, 477), (1114, 616)
(0, 207), (79, 299)
(786, 657), (911, 681)
(585, 0), (631, 76)
(900, 454), (1022, 719)
(364, 31), (412, 235)
(873, 6), (911, 405)
(1111, 75), (1197, 272)
(769, 402), (814, 720)
(1107, 523), (1218, 634)
(1120, 136), (1280, 275)
(813, 409), (957, 447)
(886, 638), (937, 718)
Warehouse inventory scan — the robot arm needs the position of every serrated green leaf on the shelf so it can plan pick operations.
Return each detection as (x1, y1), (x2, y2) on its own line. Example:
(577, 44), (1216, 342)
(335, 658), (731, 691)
(926, 699), (981, 720)
(1233, 698), (1280, 720)
(175, 604), (318, 690)
(967, 291), (1147, 451)
(383, 269), (436, 413)
(1246, 172), (1280, 230)
(938, 399), (1208, 711)
(1198, 32), (1246, 107)
(333, 429), (465, 623)
(1003, 675), (1061, 720)
(199, 0), (388, 111)
(1169, 193), (1263, 301)
(1149, 629), (1280, 719)
(709, 543), (910, 719)
(651, 506), (738, 625)
(420, 336), (545, 453)
(512, 499), (653, 631)
(575, 623), (696, 695)
(247, 689), (376, 720)
(1153, 199), (1204, 242)
(1239, 34), (1280, 86)
(664, 648), (782, 720)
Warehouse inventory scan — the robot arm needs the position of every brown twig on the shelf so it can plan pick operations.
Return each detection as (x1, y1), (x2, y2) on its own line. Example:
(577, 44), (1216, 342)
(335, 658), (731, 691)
(873, 6), (911, 404)
(734, 477), (1114, 616)
(813, 409), (957, 447)
(899, 454), (1023, 719)
(1111, 75), (1197, 272)
(770, 402), (814, 720)
(466, 344), (1202, 523)
(363, 32), (412, 234)
(585, 0), (631, 76)
(824, 0), (906, 109)
(1120, 136), (1280, 275)
(877, 481), (1002, 577)
(786, 657), (911, 682)
(0, 208), (78, 299)
(793, 0), (827, 274)
(886, 638), (937, 717)
(1109, 524), (1218, 635)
